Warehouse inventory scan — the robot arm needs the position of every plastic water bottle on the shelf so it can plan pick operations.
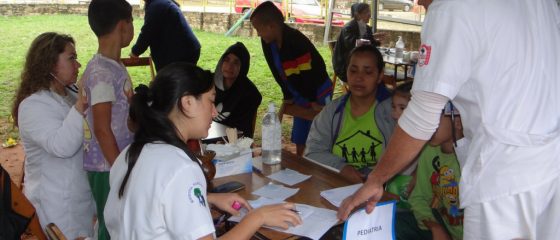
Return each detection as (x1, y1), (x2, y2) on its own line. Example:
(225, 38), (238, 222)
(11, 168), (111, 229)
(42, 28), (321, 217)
(395, 36), (405, 63)
(262, 103), (281, 165)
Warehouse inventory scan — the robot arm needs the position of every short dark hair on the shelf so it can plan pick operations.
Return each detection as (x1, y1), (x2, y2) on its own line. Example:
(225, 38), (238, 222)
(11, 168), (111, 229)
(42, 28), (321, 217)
(394, 81), (413, 100)
(348, 44), (384, 74)
(250, 1), (284, 25)
(88, 0), (132, 37)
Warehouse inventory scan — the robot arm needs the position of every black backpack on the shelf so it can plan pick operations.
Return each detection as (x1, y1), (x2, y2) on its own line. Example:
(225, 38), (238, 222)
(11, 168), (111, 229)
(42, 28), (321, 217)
(0, 164), (33, 240)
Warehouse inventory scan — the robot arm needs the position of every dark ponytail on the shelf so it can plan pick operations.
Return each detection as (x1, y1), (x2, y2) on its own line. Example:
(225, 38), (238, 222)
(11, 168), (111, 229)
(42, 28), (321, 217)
(118, 63), (214, 198)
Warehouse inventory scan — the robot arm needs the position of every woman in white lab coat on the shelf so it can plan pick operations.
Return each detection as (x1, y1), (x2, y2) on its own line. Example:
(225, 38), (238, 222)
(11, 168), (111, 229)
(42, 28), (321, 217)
(12, 32), (95, 239)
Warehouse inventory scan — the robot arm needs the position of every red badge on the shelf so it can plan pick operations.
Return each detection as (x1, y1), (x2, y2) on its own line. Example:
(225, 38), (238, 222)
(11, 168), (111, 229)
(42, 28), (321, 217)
(418, 44), (432, 67)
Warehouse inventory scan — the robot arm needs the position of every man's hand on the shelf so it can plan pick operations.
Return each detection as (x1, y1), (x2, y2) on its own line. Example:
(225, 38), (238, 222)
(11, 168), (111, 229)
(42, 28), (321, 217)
(337, 176), (384, 220)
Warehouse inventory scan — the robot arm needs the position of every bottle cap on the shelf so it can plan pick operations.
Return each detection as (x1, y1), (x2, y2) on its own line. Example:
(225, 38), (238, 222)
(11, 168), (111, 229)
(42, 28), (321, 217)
(232, 201), (242, 210)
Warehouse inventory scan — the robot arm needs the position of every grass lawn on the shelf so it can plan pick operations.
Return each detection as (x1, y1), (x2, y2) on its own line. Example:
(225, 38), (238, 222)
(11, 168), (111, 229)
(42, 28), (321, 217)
(0, 14), (340, 143)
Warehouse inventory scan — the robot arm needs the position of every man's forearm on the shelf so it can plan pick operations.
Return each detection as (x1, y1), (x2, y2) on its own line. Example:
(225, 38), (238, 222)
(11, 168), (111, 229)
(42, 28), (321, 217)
(368, 125), (427, 184)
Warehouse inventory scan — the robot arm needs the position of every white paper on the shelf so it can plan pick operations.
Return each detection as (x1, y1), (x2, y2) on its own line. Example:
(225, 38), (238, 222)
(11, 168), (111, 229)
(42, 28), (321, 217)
(267, 168), (311, 186)
(247, 197), (285, 209)
(303, 156), (339, 172)
(229, 203), (339, 240)
(343, 201), (396, 240)
(320, 183), (363, 208)
(252, 183), (299, 200)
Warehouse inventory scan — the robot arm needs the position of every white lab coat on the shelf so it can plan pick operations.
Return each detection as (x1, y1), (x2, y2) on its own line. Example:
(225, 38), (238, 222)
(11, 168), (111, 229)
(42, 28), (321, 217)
(19, 90), (95, 239)
(412, 0), (560, 207)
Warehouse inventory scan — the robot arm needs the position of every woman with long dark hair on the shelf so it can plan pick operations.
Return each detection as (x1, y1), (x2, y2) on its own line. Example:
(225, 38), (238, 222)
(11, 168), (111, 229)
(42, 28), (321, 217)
(12, 32), (94, 239)
(104, 63), (301, 239)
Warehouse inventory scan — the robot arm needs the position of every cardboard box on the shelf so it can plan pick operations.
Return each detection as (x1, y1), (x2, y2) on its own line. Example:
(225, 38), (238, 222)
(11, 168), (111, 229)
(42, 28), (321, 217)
(213, 149), (253, 178)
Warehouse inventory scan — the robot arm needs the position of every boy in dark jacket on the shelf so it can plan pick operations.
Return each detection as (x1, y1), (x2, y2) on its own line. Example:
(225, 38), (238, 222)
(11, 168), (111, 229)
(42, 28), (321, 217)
(213, 42), (262, 138)
(130, 0), (200, 71)
(250, 1), (333, 156)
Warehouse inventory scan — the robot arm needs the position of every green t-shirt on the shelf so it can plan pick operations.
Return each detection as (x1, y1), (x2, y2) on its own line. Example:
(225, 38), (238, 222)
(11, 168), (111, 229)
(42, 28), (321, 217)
(409, 145), (463, 240)
(332, 100), (384, 169)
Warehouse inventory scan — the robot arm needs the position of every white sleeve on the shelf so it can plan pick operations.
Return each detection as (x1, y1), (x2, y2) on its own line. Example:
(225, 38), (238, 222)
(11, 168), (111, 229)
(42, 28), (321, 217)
(18, 96), (84, 158)
(90, 81), (116, 106)
(161, 165), (215, 240)
(412, 1), (477, 99)
(398, 91), (449, 140)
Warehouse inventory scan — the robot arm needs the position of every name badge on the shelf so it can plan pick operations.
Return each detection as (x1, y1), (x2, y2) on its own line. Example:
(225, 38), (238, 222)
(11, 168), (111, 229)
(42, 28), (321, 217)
(343, 201), (396, 240)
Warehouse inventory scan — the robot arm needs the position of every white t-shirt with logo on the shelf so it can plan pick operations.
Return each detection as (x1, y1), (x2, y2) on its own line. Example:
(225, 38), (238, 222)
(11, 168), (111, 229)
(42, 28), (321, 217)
(104, 143), (215, 240)
(412, 0), (560, 207)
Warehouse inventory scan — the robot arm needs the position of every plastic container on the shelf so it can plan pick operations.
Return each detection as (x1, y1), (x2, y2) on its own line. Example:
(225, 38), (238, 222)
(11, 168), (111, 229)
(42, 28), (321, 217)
(395, 36), (405, 63)
(261, 103), (281, 165)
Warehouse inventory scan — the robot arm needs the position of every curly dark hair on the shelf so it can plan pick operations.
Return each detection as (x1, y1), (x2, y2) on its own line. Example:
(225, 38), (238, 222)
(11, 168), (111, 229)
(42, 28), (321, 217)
(11, 32), (75, 127)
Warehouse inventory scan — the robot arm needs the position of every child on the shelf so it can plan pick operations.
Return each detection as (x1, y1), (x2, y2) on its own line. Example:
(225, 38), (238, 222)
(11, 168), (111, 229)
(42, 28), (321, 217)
(404, 102), (464, 240)
(213, 42), (262, 138)
(250, 1), (333, 156)
(104, 63), (301, 239)
(82, 0), (134, 239)
(390, 81), (413, 121)
(384, 81), (419, 211)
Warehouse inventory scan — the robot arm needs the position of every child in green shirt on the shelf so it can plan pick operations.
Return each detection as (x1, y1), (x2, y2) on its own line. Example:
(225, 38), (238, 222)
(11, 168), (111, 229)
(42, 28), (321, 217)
(407, 102), (464, 240)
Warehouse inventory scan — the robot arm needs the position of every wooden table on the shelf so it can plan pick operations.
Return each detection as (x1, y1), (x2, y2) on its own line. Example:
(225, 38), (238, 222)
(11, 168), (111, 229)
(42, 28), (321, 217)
(211, 150), (353, 239)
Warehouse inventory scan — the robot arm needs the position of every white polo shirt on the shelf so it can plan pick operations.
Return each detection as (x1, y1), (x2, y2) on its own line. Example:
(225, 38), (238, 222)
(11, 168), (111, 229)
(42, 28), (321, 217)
(105, 143), (215, 240)
(412, 0), (560, 207)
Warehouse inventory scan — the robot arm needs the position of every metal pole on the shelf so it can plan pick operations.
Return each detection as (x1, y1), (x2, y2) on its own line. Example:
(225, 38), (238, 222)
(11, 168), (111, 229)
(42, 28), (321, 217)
(323, 0), (335, 45)
(372, 0), (378, 33)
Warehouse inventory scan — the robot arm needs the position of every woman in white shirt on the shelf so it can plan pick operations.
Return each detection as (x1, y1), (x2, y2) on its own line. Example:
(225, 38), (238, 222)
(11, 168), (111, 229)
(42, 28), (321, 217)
(104, 63), (301, 240)
(12, 32), (94, 239)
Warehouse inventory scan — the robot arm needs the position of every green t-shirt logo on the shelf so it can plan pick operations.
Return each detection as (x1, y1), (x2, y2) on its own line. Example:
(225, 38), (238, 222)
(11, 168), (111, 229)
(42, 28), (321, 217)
(333, 101), (384, 169)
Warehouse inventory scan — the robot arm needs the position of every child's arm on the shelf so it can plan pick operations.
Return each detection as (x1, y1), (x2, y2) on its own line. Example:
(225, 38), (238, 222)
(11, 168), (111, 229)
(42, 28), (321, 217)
(408, 148), (441, 231)
(92, 102), (120, 166)
(423, 221), (452, 240)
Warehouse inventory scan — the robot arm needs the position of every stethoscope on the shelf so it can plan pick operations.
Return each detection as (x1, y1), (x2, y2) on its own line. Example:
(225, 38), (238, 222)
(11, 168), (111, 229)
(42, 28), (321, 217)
(66, 83), (79, 93)
(51, 72), (79, 94)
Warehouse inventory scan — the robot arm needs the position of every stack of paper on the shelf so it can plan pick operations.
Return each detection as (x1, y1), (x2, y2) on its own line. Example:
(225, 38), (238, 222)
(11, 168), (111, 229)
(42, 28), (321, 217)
(267, 168), (311, 186)
(229, 201), (339, 240)
(320, 184), (363, 208)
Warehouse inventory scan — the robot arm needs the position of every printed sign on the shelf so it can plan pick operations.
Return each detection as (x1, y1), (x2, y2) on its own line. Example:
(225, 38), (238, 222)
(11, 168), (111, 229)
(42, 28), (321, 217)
(343, 201), (396, 240)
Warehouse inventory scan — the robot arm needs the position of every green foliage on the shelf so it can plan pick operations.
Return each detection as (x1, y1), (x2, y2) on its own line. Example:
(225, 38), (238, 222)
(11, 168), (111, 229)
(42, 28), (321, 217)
(0, 15), (338, 143)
